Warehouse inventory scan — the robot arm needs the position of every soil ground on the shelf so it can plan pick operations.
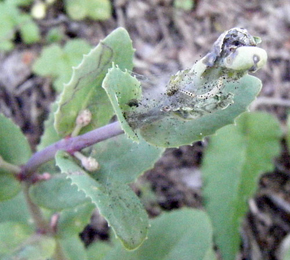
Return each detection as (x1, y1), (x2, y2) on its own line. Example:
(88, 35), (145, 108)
(1, 0), (290, 259)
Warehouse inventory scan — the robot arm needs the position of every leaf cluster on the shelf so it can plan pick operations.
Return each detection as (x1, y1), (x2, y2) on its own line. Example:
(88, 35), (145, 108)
(0, 0), (40, 51)
(0, 27), (280, 260)
(64, 0), (112, 21)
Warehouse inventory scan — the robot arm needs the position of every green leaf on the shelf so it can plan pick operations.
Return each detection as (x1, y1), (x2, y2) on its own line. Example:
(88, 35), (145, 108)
(29, 174), (90, 210)
(57, 202), (95, 238)
(64, 0), (87, 20)
(37, 101), (60, 151)
(102, 66), (141, 141)
(0, 174), (22, 201)
(6, 0), (33, 6)
(33, 40), (92, 92)
(140, 75), (262, 147)
(87, 0), (112, 20)
(174, 0), (195, 11)
(91, 134), (164, 184)
(0, 114), (31, 165)
(19, 16), (40, 44)
(0, 192), (31, 224)
(202, 112), (282, 260)
(0, 222), (33, 256)
(103, 208), (215, 260)
(55, 151), (149, 250)
(36, 101), (63, 174)
(57, 236), (88, 260)
(87, 241), (113, 260)
(0, 2), (40, 51)
(33, 44), (63, 76)
(64, 0), (111, 21)
(55, 27), (134, 137)
(0, 114), (31, 200)
(3, 233), (56, 260)
(0, 3), (18, 51)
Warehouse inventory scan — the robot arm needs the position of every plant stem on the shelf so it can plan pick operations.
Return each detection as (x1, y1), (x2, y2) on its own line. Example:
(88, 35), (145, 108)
(54, 240), (68, 260)
(23, 121), (123, 176)
(22, 182), (51, 234)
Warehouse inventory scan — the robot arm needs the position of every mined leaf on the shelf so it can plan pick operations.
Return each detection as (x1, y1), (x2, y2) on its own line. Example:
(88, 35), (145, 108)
(0, 114), (31, 200)
(33, 40), (92, 92)
(103, 208), (215, 260)
(91, 134), (164, 184)
(102, 66), (141, 141)
(57, 236), (88, 260)
(55, 28), (134, 137)
(140, 75), (262, 147)
(29, 174), (89, 210)
(55, 151), (149, 250)
(202, 112), (282, 260)
(57, 202), (95, 238)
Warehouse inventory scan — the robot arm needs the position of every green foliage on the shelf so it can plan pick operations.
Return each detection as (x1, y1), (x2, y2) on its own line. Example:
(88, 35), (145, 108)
(103, 66), (142, 141)
(140, 75), (262, 147)
(56, 236), (88, 260)
(0, 222), (33, 256)
(3, 234), (56, 260)
(91, 134), (164, 184)
(87, 241), (113, 260)
(29, 175), (90, 210)
(45, 27), (64, 43)
(54, 28), (134, 137)
(174, 0), (195, 10)
(98, 208), (215, 260)
(202, 112), (282, 260)
(55, 150), (149, 250)
(32, 39), (92, 92)
(0, 27), (275, 259)
(0, 193), (31, 224)
(5, 0), (33, 6)
(0, 114), (31, 201)
(57, 203), (95, 238)
(0, 221), (55, 260)
(64, 0), (112, 21)
(0, 1), (40, 51)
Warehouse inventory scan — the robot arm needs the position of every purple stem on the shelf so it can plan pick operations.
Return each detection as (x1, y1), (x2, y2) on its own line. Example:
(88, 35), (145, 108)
(23, 121), (123, 176)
